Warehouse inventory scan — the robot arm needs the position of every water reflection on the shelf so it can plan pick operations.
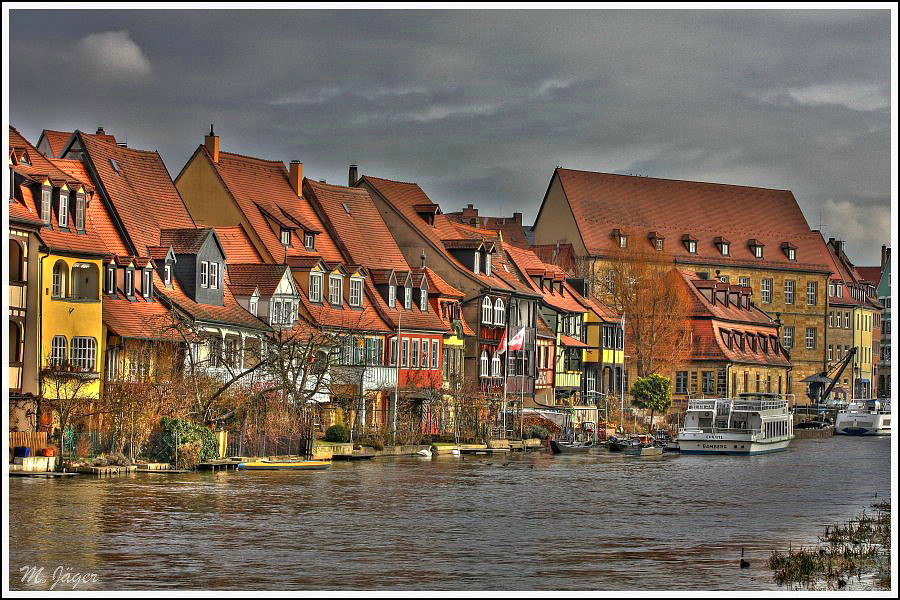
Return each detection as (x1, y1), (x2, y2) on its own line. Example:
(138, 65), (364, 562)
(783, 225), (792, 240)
(9, 436), (890, 590)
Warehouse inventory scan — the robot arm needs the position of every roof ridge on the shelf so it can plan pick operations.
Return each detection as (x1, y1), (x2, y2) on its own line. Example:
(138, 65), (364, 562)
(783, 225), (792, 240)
(218, 149), (288, 168)
(364, 175), (422, 187)
(557, 167), (793, 194)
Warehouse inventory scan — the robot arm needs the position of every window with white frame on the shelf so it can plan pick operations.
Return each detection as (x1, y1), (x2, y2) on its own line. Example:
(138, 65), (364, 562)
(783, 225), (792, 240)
(329, 275), (343, 305)
(494, 298), (505, 325)
(75, 193), (85, 231)
(473, 251), (481, 274)
(125, 269), (134, 296)
(491, 353), (501, 377)
(58, 189), (69, 228)
(411, 339), (420, 368)
(52, 261), (68, 298)
(484, 253), (492, 276)
(143, 270), (153, 299)
(209, 262), (219, 289)
(401, 339), (409, 367)
(249, 294), (258, 316)
(739, 276), (750, 287)
(105, 264), (116, 294)
(304, 232), (315, 249)
(787, 247), (796, 261)
(720, 242), (730, 256)
(281, 229), (291, 246)
(806, 327), (817, 350)
(349, 277), (363, 307)
(784, 280), (795, 304)
(310, 272), (323, 302)
(390, 338), (398, 366)
(420, 282), (428, 311)
(421, 340), (430, 369)
(41, 186), (52, 223)
(70, 336), (97, 372)
(782, 326), (795, 349)
(480, 351), (489, 376)
(404, 282), (412, 309)
(200, 261), (209, 287)
(431, 341), (438, 370)
(686, 240), (697, 254)
(50, 335), (67, 366)
(482, 296), (493, 324)
(388, 281), (397, 307)
(164, 263), (172, 287)
(807, 281), (817, 305)
(761, 278), (772, 303)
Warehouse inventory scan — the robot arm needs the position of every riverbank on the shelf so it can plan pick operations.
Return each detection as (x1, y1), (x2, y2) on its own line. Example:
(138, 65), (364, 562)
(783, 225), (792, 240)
(8, 436), (890, 591)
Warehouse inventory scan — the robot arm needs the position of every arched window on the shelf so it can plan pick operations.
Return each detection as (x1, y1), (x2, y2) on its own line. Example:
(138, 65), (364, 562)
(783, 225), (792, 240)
(481, 296), (493, 324)
(71, 262), (100, 300)
(50, 335), (67, 366)
(480, 350), (489, 376)
(9, 321), (22, 363)
(494, 298), (505, 326)
(51, 260), (68, 298)
(9, 240), (24, 282)
(491, 353), (501, 377)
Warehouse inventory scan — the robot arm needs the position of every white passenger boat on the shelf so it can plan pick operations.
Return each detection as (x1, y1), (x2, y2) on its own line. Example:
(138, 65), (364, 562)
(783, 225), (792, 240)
(834, 399), (892, 436)
(677, 394), (794, 455)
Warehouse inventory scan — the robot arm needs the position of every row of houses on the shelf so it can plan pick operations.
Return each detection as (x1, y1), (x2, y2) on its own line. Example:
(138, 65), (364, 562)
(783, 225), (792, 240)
(7, 124), (890, 437)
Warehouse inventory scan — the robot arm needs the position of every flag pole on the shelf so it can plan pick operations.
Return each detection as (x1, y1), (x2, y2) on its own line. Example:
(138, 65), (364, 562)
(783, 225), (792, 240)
(620, 311), (626, 433)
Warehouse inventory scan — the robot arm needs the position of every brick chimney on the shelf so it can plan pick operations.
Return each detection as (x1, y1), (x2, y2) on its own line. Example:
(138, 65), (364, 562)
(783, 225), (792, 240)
(204, 124), (220, 163)
(349, 164), (358, 187)
(512, 212), (522, 224)
(289, 161), (303, 196)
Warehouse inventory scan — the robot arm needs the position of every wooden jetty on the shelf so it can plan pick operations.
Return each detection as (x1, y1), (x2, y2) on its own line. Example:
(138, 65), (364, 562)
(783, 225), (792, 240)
(9, 471), (79, 478)
(196, 458), (244, 471)
(75, 465), (136, 477)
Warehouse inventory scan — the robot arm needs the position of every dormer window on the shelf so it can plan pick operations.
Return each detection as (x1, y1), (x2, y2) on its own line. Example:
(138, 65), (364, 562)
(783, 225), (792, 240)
(404, 281), (412, 309)
(249, 292), (259, 316)
(304, 232), (315, 250)
(41, 185), (52, 224)
(473, 251), (481, 274)
(388, 280), (397, 307)
(200, 261), (209, 287)
(164, 263), (172, 287)
(349, 277), (364, 308)
(648, 232), (664, 251)
(420, 280), (429, 312)
(484, 252), (492, 277)
(715, 237), (730, 256)
(75, 192), (86, 231)
(612, 229), (627, 248)
(329, 274), (343, 305)
(281, 229), (292, 247)
(749, 240), (764, 259)
(209, 262), (219, 289)
(309, 272), (323, 302)
(125, 268), (134, 297)
(781, 242), (797, 261)
(682, 234), (697, 254)
(58, 188), (69, 228)
(143, 269), (153, 299)
(104, 264), (115, 294)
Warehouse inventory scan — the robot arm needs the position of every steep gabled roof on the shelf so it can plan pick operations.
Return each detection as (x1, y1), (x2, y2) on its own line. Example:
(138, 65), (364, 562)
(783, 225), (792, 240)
(544, 168), (832, 272)
(189, 146), (343, 263)
(36, 129), (75, 158)
(228, 264), (293, 297)
(78, 132), (196, 256)
(215, 225), (263, 264)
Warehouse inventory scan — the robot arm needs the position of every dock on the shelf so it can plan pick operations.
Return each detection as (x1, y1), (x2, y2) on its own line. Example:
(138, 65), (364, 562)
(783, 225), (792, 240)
(75, 465), (136, 476)
(196, 458), (244, 471)
(9, 471), (79, 478)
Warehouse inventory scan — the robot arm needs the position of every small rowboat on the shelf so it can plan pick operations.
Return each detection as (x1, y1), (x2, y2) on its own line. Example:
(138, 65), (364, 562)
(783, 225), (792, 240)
(237, 460), (331, 471)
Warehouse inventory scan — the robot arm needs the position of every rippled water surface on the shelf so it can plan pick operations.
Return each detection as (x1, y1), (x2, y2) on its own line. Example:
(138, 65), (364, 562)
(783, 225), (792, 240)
(8, 436), (891, 590)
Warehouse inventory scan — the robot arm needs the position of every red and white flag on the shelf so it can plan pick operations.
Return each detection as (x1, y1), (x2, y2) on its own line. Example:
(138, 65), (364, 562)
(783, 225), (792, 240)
(498, 326), (526, 354)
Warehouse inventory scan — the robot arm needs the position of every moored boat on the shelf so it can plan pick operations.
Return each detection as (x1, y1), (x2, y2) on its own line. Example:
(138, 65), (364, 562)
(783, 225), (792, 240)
(834, 399), (892, 436)
(237, 459), (332, 471)
(677, 393), (794, 455)
(549, 440), (596, 454)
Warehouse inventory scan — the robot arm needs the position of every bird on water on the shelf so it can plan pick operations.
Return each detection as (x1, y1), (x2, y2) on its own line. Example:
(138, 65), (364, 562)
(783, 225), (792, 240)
(740, 547), (750, 569)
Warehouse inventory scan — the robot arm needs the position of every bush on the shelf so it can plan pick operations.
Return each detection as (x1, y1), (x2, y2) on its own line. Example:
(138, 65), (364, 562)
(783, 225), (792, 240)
(523, 425), (550, 440)
(324, 424), (350, 443)
(145, 417), (219, 466)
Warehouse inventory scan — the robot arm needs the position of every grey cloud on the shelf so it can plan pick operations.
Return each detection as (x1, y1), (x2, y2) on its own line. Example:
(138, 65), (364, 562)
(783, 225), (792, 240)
(9, 9), (892, 264)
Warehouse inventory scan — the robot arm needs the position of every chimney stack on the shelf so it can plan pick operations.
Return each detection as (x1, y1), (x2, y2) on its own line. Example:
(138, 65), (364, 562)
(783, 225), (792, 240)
(96, 126), (106, 135)
(512, 212), (522, 224)
(289, 161), (303, 196)
(349, 164), (358, 187)
(204, 124), (220, 163)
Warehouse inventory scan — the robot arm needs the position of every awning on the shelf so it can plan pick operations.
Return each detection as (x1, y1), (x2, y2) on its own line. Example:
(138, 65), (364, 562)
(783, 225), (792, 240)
(560, 334), (588, 348)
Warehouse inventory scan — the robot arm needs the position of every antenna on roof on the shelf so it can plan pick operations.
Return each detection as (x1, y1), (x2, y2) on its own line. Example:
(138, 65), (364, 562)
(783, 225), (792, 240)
(209, 123), (215, 136)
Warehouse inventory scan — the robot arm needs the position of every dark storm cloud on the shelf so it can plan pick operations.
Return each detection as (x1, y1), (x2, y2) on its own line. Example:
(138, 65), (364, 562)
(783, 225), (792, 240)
(9, 9), (892, 264)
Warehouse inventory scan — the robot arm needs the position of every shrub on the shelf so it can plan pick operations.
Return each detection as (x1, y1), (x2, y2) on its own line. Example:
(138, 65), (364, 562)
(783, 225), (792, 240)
(324, 424), (350, 443)
(145, 417), (219, 466)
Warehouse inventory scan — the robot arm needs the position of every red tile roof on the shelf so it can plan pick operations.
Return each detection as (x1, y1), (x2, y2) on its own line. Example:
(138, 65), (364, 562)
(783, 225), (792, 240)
(159, 227), (212, 254)
(445, 212), (531, 248)
(215, 225), (263, 264)
(193, 147), (343, 264)
(227, 264), (292, 297)
(548, 168), (832, 273)
(79, 132), (196, 256)
(103, 292), (185, 342)
(856, 266), (883, 285)
(503, 244), (589, 314)
(156, 271), (269, 331)
(38, 130), (74, 158)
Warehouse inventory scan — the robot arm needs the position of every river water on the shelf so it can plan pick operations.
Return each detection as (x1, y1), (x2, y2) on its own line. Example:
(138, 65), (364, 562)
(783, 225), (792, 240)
(8, 435), (891, 591)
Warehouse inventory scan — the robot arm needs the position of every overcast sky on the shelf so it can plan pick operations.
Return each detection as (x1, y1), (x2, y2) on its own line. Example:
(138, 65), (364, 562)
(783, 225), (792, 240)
(9, 9), (892, 265)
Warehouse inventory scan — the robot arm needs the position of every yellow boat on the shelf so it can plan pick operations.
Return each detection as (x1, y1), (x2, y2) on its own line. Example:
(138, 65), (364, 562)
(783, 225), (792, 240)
(237, 459), (331, 471)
